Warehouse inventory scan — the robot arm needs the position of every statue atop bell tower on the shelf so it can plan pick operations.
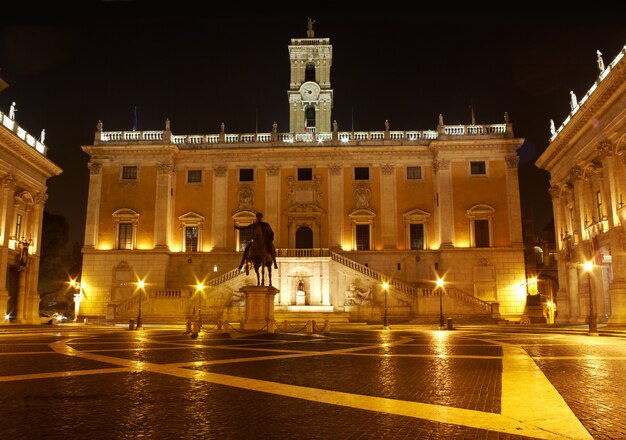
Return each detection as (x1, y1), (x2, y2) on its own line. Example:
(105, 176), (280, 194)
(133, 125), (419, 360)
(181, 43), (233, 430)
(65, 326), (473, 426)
(288, 19), (333, 134)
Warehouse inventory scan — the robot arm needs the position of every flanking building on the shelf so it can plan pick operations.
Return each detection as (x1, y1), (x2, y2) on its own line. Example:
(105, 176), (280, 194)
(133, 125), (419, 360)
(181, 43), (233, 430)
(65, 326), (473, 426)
(0, 98), (62, 324)
(79, 24), (527, 324)
(537, 44), (626, 324)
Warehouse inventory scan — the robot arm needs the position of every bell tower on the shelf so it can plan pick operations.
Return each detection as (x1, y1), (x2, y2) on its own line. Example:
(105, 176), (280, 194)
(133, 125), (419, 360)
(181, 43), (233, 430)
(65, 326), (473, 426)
(288, 18), (333, 133)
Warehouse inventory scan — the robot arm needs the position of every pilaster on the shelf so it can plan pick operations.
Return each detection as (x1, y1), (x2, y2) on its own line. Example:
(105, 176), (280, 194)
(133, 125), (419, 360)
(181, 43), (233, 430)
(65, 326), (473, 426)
(83, 162), (102, 249)
(211, 165), (228, 250)
(328, 163), (343, 248)
(434, 159), (454, 248)
(380, 164), (397, 249)
(265, 165), (280, 245)
(505, 155), (523, 246)
(154, 161), (174, 249)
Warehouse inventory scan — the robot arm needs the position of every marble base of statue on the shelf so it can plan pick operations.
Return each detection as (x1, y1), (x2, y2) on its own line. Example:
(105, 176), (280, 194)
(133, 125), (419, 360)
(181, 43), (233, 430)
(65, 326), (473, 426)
(241, 285), (280, 330)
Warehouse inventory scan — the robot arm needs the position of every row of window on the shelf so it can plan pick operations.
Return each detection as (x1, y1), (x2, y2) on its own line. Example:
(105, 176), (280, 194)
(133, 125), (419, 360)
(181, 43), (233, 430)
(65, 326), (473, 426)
(115, 219), (491, 251)
(119, 162), (488, 184)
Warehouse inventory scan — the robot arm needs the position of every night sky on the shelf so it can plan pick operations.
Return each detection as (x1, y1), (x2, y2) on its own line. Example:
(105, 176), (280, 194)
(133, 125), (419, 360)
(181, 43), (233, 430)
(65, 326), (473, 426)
(1, 6), (625, 246)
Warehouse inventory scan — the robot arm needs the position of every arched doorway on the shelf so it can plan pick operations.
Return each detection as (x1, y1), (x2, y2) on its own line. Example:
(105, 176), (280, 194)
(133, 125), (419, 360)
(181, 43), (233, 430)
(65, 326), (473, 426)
(296, 226), (313, 249)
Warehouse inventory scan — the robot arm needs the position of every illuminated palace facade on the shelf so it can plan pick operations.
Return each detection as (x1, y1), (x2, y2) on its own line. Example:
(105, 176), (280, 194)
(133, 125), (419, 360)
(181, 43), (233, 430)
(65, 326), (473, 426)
(0, 99), (62, 324)
(79, 26), (527, 324)
(537, 44), (626, 325)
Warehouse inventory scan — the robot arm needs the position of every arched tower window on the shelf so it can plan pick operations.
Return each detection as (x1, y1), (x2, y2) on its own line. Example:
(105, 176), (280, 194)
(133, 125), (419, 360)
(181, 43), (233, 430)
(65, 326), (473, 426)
(305, 62), (316, 82)
(305, 106), (316, 131)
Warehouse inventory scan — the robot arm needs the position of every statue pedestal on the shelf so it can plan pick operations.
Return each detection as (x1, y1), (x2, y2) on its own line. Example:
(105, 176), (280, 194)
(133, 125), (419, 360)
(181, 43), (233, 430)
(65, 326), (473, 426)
(296, 290), (306, 305)
(241, 285), (280, 330)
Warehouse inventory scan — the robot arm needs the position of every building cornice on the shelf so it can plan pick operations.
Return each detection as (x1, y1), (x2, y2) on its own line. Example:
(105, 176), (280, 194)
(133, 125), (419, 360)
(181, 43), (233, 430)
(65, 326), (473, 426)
(537, 44), (626, 171)
(0, 126), (62, 178)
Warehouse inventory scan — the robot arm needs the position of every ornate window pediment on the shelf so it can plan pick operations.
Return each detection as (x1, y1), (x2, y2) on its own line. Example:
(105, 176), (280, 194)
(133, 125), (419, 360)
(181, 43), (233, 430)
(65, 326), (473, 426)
(403, 208), (431, 250)
(112, 208), (139, 250)
(179, 212), (205, 252)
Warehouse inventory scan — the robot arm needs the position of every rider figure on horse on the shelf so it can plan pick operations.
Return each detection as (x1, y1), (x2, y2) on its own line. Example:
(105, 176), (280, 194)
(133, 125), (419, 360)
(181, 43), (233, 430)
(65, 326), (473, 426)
(235, 212), (278, 270)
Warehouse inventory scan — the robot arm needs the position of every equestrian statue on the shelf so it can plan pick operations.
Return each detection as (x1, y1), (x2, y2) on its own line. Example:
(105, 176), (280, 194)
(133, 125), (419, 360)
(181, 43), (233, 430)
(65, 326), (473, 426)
(235, 212), (278, 286)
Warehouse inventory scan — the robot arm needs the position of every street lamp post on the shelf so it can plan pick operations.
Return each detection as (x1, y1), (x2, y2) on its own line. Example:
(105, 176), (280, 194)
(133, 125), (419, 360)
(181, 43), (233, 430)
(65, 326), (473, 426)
(136, 280), (145, 330)
(382, 282), (390, 330)
(583, 262), (598, 334)
(196, 283), (204, 328)
(436, 278), (445, 329)
(69, 279), (82, 322)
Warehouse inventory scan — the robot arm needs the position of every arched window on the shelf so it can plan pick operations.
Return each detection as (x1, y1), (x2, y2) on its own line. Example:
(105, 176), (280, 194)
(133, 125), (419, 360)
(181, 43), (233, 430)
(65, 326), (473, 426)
(305, 63), (316, 82)
(296, 226), (313, 249)
(534, 246), (544, 265)
(305, 106), (316, 130)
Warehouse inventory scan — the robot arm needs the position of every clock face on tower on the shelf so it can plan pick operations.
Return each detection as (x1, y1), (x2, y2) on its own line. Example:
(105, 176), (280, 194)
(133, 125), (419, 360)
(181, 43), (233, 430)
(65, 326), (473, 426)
(300, 81), (321, 101)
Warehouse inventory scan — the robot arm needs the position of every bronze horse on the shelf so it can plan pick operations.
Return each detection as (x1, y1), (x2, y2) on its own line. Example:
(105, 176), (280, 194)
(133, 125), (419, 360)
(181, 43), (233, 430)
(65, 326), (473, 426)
(243, 240), (273, 286)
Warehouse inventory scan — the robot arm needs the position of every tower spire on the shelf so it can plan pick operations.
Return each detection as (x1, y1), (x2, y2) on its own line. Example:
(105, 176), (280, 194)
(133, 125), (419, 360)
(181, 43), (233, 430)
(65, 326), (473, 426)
(307, 17), (315, 38)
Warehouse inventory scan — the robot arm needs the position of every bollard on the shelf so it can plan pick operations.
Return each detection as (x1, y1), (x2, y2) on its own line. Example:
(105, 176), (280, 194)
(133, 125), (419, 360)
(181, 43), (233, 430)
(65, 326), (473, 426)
(128, 319), (135, 331)
(185, 319), (192, 334)
(447, 317), (453, 330)
(306, 320), (313, 335)
(190, 321), (200, 339)
(322, 319), (331, 334)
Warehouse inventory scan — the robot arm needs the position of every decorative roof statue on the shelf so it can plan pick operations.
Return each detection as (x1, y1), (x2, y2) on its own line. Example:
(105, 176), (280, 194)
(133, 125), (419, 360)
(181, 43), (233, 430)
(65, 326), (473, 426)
(333, 120), (338, 132)
(504, 112), (510, 124)
(384, 119), (389, 132)
(220, 122), (225, 134)
(438, 113), (444, 126)
(96, 120), (103, 132)
(569, 91), (578, 111)
(272, 121), (277, 133)
(9, 102), (16, 120)
(596, 50), (605, 73)
(549, 119), (556, 137)
(39, 129), (45, 144)
(165, 118), (171, 131)
(307, 17), (315, 38)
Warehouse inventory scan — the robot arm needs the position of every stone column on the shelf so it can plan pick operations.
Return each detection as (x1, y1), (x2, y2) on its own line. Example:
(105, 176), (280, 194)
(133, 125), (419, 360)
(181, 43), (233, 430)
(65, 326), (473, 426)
(608, 228), (626, 324)
(598, 143), (618, 227)
(567, 264), (581, 322)
(0, 174), (15, 319)
(505, 156), (523, 247)
(434, 159), (454, 248)
(328, 164), (343, 248)
(83, 162), (102, 249)
(154, 161), (174, 249)
(570, 167), (585, 243)
(380, 164), (397, 249)
(549, 187), (563, 249)
(265, 165), (280, 246)
(211, 165), (228, 250)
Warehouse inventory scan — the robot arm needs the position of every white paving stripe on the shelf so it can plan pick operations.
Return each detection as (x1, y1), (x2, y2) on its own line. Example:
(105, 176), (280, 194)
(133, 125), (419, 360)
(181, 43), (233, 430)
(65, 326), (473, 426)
(35, 337), (592, 438)
(500, 343), (592, 439)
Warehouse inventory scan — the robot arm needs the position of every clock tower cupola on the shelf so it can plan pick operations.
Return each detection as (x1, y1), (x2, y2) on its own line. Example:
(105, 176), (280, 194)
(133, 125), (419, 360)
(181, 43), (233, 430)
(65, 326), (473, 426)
(288, 18), (333, 133)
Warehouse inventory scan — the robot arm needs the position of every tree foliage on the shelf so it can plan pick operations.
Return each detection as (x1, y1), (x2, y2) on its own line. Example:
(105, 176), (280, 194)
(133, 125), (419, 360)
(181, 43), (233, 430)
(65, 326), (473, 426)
(38, 211), (82, 298)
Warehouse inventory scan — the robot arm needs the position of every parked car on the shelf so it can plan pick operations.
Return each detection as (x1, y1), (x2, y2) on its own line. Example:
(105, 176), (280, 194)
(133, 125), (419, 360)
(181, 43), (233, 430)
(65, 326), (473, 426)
(40, 313), (67, 325)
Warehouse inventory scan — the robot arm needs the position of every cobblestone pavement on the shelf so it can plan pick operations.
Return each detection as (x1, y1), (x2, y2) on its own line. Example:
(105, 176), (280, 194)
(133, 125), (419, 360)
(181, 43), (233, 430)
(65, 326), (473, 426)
(1, 324), (625, 439)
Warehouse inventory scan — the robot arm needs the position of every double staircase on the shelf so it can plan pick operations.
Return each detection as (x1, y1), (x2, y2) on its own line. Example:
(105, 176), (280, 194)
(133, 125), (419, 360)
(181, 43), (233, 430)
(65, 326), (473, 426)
(112, 250), (495, 324)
